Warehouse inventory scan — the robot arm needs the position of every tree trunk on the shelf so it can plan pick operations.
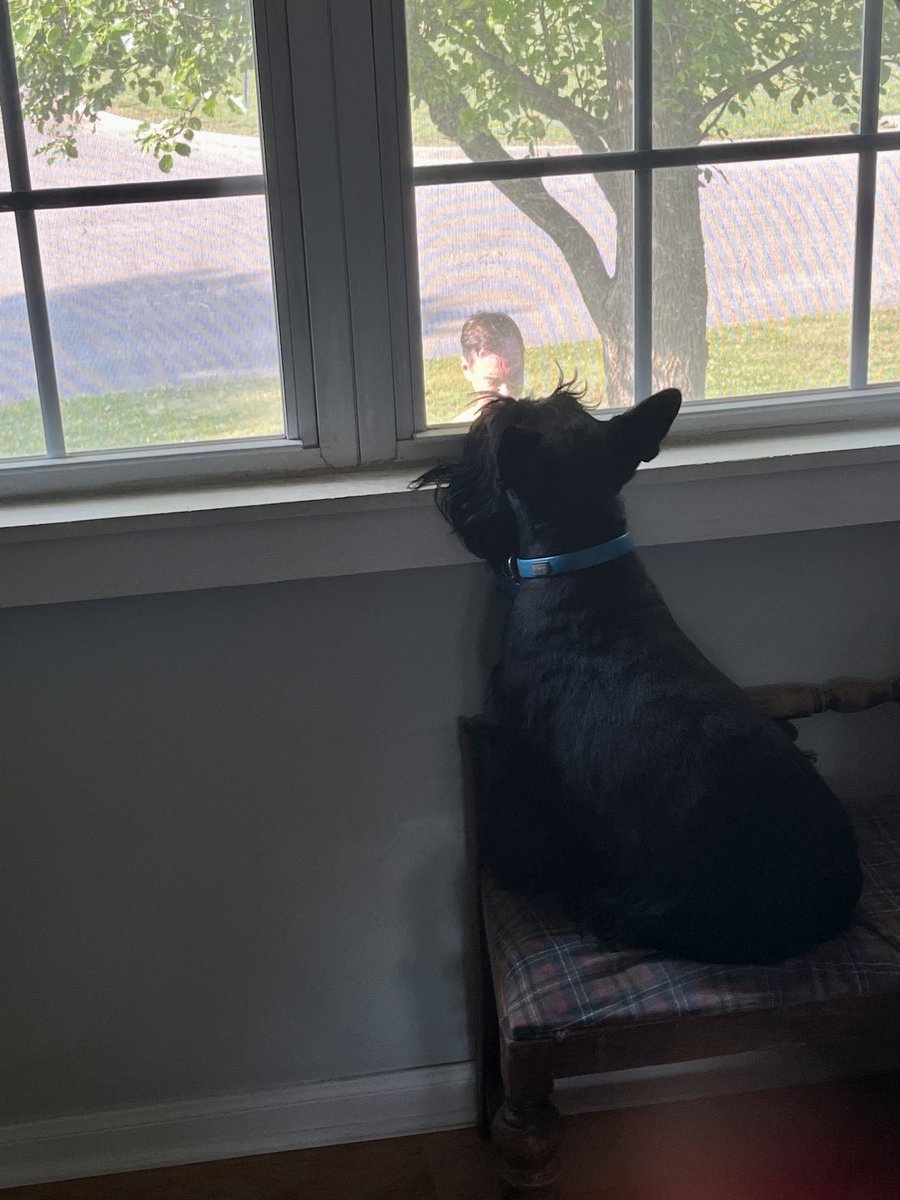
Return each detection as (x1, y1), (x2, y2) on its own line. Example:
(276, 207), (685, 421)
(592, 172), (633, 406)
(549, 165), (708, 407)
(651, 167), (709, 398)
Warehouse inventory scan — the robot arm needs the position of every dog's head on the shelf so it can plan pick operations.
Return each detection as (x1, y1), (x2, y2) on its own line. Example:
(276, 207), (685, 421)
(412, 385), (682, 569)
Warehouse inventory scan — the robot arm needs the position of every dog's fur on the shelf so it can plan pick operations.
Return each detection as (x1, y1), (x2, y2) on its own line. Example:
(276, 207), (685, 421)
(415, 386), (862, 963)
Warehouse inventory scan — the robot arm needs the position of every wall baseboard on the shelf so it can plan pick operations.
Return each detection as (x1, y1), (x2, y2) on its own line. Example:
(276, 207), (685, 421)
(4, 1045), (899, 1189)
(0, 1063), (477, 1189)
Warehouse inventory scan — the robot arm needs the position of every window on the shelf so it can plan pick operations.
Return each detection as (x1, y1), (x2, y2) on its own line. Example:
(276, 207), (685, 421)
(0, 0), (328, 491)
(0, 1), (316, 469)
(406, 0), (900, 427)
(1, 0), (899, 499)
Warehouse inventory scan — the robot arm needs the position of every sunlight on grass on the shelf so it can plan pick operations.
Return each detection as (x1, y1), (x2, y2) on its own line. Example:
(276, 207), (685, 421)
(707, 313), (853, 398)
(1, 310), (895, 461)
(423, 309), (900, 425)
(0, 377), (283, 461)
(411, 75), (900, 152)
(869, 309), (900, 385)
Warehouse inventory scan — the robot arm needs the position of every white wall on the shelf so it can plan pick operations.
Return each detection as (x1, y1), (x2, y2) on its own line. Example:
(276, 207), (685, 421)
(2, 520), (899, 1126)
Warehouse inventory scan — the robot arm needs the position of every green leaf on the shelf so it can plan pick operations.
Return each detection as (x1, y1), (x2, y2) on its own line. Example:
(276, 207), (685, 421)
(159, 153), (174, 173)
(173, 142), (191, 155)
(13, 21), (37, 46)
(68, 37), (90, 65)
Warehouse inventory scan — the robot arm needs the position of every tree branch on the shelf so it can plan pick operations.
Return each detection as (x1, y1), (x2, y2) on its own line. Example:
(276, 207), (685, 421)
(467, 18), (611, 156)
(698, 42), (866, 131)
(697, 51), (807, 126)
(408, 27), (613, 308)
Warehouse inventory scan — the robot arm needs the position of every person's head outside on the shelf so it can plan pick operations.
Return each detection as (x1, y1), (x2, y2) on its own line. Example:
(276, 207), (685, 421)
(460, 311), (525, 402)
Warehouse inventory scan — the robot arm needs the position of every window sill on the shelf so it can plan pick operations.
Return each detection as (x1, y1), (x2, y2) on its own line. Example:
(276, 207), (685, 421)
(1, 422), (899, 609)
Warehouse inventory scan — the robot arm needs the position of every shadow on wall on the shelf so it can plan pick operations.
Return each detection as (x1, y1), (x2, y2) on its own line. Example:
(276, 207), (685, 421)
(396, 568), (512, 1067)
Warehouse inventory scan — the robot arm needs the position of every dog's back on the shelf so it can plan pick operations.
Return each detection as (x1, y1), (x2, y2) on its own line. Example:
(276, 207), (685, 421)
(491, 556), (862, 962)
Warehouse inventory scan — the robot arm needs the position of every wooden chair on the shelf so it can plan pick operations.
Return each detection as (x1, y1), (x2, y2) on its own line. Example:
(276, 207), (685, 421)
(460, 676), (900, 1198)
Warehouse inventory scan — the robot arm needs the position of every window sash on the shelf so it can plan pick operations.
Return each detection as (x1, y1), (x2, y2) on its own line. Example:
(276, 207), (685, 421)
(0, 0), (318, 465)
(398, 0), (900, 426)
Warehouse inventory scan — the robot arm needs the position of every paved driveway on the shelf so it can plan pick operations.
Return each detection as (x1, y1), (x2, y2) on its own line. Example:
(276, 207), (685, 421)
(0, 118), (897, 403)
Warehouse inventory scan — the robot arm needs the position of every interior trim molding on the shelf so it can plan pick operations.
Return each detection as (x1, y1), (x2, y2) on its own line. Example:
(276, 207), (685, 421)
(4, 1045), (899, 1188)
(1, 444), (900, 609)
(0, 1062), (477, 1189)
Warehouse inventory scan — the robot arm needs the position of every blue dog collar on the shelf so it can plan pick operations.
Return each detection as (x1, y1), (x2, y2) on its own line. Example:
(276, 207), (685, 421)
(515, 531), (634, 580)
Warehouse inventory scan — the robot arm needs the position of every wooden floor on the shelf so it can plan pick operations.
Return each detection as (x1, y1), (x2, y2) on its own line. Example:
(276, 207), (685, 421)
(6, 1075), (900, 1200)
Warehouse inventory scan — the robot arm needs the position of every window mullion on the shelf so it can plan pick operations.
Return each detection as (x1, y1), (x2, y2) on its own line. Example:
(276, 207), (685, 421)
(0, 0), (65, 458)
(373, 0), (423, 442)
(633, 0), (653, 403)
(285, 0), (359, 468)
(330, 0), (400, 464)
(850, 0), (884, 389)
(252, 0), (316, 446)
(411, 130), (900, 186)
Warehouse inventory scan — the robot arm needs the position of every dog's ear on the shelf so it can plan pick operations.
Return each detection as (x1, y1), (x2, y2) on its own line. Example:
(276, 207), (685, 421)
(606, 388), (681, 485)
(410, 416), (520, 569)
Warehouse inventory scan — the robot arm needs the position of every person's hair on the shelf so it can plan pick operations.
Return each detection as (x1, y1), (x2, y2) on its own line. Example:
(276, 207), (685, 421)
(460, 311), (524, 362)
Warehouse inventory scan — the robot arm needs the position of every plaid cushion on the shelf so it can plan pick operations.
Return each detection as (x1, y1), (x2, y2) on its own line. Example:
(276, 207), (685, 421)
(484, 795), (900, 1041)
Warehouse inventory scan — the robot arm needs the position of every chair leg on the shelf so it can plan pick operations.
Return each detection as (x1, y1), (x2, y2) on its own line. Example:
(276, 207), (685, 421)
(492, 1093), (561, 1197)
(478, 923), (504, 1138)
(479, 1017), (504, 1140)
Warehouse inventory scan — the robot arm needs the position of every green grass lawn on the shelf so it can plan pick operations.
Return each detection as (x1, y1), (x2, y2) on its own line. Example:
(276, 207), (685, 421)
(105, 60), (900, 151)
(109, 72), (900, 151)
(1, 311), (896, 460)
(411, 74), (900, 151)
(0, 377), (282, 460)
(424, 309), (900, 423)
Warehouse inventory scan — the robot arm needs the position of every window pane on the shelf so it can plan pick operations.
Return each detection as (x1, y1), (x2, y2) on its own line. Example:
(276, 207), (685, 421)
(415, 173), (631, 425)
(406, 1), (632, 168)
(870, 151), (900, 384)
(36, 196), (282, 453)
(882, 1), (900, 131)
(653, 0), (864, 148)
(0, 215), (44, 459)
(11, 0), (262, 186)
(653, 157), (857, 401)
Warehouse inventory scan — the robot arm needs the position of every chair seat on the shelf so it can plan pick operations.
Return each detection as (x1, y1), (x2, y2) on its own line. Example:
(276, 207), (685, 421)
(484, 795), (900, 1041)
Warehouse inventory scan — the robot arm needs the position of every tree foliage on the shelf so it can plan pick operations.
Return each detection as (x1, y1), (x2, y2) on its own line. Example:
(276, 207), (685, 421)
(408, 0), (899, 155)
(10, 0), (253, 171)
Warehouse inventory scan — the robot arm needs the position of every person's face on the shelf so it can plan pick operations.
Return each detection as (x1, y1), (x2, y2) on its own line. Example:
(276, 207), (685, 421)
(461, 342), (525, 398)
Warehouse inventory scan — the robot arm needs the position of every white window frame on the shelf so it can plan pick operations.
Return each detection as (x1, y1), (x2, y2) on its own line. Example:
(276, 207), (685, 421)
(0, 0), (898, 504)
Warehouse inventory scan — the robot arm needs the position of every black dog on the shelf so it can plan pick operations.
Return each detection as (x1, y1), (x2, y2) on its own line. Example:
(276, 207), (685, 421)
(415, 386), (862, 964)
